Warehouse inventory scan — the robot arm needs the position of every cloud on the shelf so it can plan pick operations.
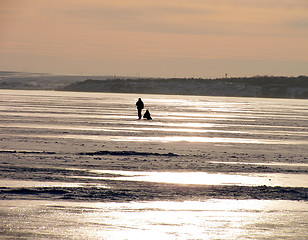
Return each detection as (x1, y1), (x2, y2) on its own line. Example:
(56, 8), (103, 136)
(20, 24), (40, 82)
(41, 0), (306, 38)
(3, 0), (307, 37)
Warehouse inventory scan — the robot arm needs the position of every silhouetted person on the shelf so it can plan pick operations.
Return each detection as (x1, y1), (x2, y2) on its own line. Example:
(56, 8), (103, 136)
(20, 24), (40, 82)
(143, 109), (152, 120)
(136, 98), (144, 120)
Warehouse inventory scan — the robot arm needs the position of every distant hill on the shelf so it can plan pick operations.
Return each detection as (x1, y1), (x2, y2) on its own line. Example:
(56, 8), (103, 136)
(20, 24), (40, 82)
(1, 71), (307, 99)
(61, 76), (308, 99)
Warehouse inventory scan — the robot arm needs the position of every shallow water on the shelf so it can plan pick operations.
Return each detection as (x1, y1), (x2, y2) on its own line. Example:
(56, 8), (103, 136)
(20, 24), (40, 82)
(1, 200), (308, 240)
(74, 169), (308, 188)
(0, 90), (307, 239)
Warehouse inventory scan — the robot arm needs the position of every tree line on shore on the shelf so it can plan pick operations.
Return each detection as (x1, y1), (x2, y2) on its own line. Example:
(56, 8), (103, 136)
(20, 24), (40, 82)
(61, 76), (308, 99)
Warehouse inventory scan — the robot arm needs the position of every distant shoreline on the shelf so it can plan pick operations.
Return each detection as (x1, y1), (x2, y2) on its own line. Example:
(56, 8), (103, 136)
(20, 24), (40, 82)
(1, 71), (308, 99)
(61, 76), (308, 99)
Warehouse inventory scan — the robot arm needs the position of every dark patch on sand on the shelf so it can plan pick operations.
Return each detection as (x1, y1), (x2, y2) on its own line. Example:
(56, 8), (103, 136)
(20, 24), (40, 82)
(0, 150), (56, 155)
(1, 183), (307, 202)
(79, 150), (178, 157)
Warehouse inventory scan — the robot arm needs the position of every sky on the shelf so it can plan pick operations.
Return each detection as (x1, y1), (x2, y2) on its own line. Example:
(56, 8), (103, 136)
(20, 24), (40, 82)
(0, 0), (308, 78)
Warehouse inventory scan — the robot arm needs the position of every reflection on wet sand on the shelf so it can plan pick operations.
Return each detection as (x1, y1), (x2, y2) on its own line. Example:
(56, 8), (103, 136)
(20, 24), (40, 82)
(113, 136), (306, 145)
(1, 199), (307, 239)
(76, 169), (308, 188)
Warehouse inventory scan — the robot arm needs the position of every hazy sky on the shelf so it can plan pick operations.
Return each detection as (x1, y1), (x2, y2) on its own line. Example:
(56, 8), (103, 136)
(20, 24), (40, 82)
(1, 0), (307, 78)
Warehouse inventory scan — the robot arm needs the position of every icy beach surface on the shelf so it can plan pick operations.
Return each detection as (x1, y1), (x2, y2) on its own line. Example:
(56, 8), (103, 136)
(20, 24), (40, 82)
(0, 90), (307, 239)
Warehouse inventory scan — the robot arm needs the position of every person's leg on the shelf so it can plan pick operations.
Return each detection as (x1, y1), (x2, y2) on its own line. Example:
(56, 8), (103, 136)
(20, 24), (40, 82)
(138, 109), (142, 119)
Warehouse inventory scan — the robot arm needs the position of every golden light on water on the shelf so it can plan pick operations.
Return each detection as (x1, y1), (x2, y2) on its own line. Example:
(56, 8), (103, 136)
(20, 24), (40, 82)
(74, 200), (307, 239)
(114, 136), (304, 145)
(3, 199), (305, 239)
(71, 169), (308, 188)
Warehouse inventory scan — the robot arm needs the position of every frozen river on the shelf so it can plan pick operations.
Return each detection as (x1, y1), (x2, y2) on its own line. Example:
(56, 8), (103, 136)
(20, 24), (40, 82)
(0, 90), (307, 239)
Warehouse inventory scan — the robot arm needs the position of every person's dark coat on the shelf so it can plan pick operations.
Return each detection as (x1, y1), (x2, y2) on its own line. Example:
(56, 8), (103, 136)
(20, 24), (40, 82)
(136, 98), (144, 119)
(143, 109), (152, 120)
(136, 98), (144, 109)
